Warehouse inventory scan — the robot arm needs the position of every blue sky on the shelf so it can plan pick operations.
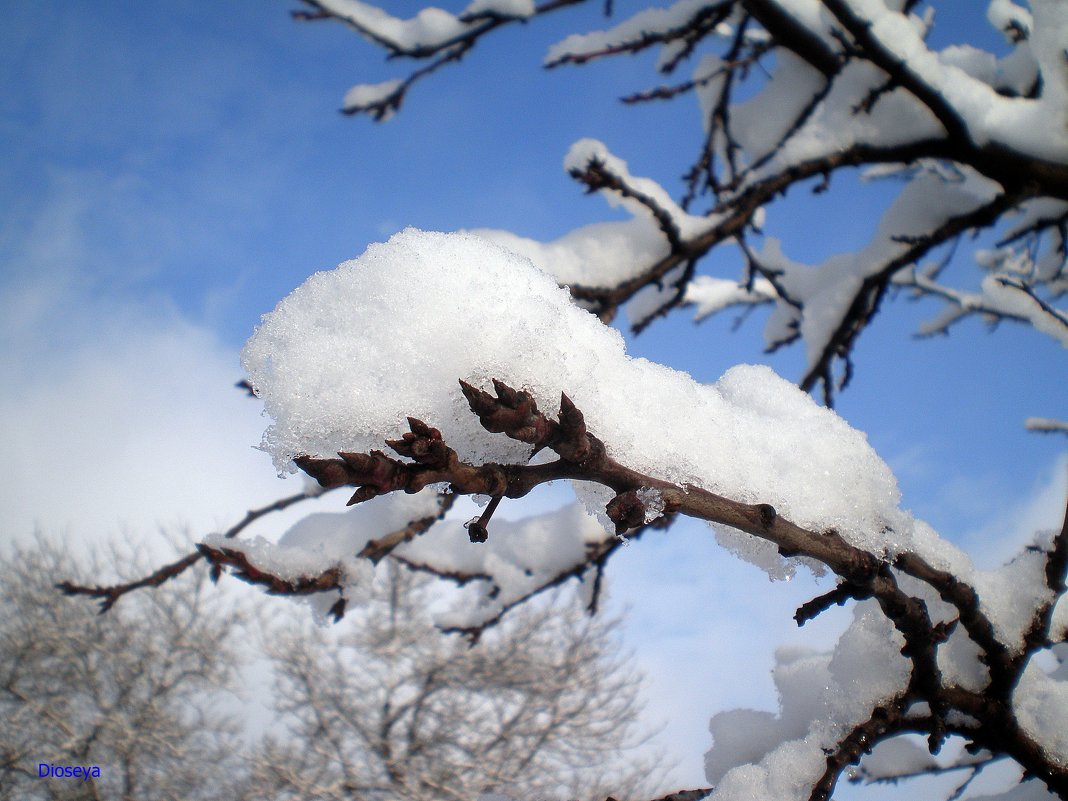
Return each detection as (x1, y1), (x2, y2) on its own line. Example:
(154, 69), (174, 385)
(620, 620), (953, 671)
(2, 0), (1066, 790)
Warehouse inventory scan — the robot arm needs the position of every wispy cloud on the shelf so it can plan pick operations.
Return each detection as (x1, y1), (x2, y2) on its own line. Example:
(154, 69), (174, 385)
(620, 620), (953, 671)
(0, 173), (309, 558)
(957, 453), (1068, 570)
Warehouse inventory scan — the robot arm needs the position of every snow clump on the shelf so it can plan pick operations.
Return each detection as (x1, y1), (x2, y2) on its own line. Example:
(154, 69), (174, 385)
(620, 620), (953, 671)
(242, 228), (935, 569)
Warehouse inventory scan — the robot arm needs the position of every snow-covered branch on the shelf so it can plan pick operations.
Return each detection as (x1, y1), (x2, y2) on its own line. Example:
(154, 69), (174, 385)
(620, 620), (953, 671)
(895, 199), (1068, 346)
(275, 371), (1068, 799)
(293, 0), (584, 118)
(301, 0), (1068, 404)
(69, 3), (1068, 799)
(1027, 418), (1068, 435)
(73, 218), (1067, 799)
(185, 228), (1066, 800)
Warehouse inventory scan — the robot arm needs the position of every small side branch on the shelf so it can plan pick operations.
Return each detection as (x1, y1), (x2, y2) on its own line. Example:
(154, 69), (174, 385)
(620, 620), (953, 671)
(810, 703), (905, 801)
(570, 157), (685, 251)
(794, 579), (872, 625)
(195, 542), (344, 596)
(1019, 488), (1068, 654)
(1026, 418), (1068, 435)
(294, 0), (588, 120)
(57, 551), (204, 614)
(57, 487), (332, 611)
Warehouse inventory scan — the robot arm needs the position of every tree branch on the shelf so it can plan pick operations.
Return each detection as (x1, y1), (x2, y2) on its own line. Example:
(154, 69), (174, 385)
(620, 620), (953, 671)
(57, 487), (332, 611)
(283, 378), (1068, 798)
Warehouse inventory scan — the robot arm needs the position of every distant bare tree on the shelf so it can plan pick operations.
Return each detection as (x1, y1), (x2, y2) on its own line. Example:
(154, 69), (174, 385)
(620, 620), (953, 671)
(0, 538), (248, 801)
(241, 560), (657, 801)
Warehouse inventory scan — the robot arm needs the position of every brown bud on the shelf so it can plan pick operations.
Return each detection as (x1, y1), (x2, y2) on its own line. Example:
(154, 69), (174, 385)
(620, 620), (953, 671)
(406, 417), (440, 439)
(466, 520), (489, 543)
(605, 490), (646, 535)
(385, 437), (412, 457)
(294, 455), (351, 488)
(492, 378), (520, 407)
(459, 380), (498, 416)
(555, 393), (591, 462)
(559, 392), (584, 430)
(347, 486), (379, 505)
(387, 419), (452, 469)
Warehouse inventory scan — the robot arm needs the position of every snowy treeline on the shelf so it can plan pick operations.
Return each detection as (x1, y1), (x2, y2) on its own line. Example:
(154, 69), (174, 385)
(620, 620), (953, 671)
(8, 538), (651, 800)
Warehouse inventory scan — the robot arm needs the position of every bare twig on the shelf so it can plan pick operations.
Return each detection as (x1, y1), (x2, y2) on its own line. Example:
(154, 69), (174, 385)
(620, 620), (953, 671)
(57, 487), (333, 611)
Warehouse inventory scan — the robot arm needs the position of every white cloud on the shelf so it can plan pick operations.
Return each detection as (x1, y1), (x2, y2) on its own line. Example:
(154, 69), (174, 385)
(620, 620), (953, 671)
(0, 301), (312, 555)
(959, 453), (1068, 569)
(0, 177), (321, 559)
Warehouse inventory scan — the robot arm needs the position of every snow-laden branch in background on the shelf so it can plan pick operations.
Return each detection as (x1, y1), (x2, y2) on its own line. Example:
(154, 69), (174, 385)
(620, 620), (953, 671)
(683, 273), (777, 321)
(893, 198), (1068, 345)
(906, 273), (1068, 346)
(1027, 418), (1068, 435)
(294, 0), (581, 118)
(547, 2), (1068, 401)
(819, 0), (1068, 164)
(297, 0), (535, 54)
(544, 0), (734, 68)
(846, 743), (998, 795)
(474, 139), (729, 327)
(298, 0), (1068, 405)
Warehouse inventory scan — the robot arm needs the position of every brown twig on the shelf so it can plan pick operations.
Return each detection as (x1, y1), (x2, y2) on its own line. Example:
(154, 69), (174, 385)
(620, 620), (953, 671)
(57, 487), (333, 611)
